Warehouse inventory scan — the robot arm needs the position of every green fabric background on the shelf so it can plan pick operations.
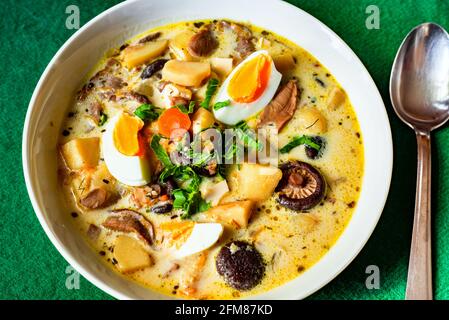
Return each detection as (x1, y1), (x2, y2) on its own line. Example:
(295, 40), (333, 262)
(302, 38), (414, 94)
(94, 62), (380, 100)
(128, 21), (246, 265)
(1, 0), (448, 300)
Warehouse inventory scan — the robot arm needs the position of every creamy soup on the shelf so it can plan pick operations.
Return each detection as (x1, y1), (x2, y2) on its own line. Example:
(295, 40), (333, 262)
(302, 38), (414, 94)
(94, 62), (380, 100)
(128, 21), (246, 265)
(58, 20), (363, 299)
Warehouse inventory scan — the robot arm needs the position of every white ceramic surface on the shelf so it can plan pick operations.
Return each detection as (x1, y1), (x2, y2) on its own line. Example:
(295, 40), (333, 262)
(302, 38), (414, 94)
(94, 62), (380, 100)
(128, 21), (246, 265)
(22, 0), (393, 300)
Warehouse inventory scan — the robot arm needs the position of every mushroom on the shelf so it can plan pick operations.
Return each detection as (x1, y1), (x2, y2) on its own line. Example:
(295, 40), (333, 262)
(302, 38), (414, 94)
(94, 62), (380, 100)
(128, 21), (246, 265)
(275, 161), (326, 211)
(188, 26), (218, 57)
(140, 59), (168, 79)
(102, 209), (154, 245)
(80, 188), (108, 209)
(257, 80), (298, 131)
(216, 241), (264, 291)
(305, 136), (326, 160)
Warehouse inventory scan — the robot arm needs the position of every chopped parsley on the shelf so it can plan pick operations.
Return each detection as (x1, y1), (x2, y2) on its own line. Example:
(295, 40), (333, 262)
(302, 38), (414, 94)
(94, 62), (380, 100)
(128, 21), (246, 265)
(174, 101), (196, 114)
(134, 103), (160, 122)
(98, 112), (108, 126)
(200, 78), (219, 110)
(279, 135), (321, 154)
(213, 100), (231, 111)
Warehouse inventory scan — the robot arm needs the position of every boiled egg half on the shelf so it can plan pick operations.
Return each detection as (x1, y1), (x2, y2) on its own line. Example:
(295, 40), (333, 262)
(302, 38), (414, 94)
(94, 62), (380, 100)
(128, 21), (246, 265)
(102, 112), (151, 186)
(213, 50), (282, 125)
(174, 223), (224, 258)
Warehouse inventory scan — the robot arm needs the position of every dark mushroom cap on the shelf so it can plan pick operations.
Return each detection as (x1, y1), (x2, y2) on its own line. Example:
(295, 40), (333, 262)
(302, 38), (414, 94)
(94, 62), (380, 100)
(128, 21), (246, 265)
(305, 136), (326, 160)
(276, 161), (326, 211)
(151, 202), (173, 214)
(216, 241), (264, 291)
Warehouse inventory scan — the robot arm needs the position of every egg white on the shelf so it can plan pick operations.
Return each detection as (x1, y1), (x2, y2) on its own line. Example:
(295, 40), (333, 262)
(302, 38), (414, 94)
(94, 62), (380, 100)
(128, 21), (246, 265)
(213, 50), (282, 125)
(102, 113), (151, 186)
(174, 223), (224, 258)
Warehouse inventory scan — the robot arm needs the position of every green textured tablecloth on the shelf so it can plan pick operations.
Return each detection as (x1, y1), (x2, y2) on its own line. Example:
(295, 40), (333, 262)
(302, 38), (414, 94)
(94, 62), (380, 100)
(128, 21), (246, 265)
(2, 0), (449, 300)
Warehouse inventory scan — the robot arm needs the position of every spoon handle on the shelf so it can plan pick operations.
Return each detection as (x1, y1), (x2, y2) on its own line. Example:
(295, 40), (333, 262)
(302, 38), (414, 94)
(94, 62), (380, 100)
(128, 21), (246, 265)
(406, 131), (432, 300)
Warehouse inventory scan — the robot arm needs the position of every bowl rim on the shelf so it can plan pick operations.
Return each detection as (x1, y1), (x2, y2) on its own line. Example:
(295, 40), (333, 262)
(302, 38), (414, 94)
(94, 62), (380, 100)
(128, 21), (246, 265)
(22, 0), (393, 300)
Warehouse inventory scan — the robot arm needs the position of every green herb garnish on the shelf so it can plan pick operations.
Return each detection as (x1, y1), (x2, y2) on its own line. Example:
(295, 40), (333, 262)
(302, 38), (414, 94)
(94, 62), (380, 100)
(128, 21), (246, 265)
(173, 188), (209, 219)
(279, 135), (321, 154)
(223, 121), (262, 161)
(167, 166), (203, 219)
(150, 134), (173, 168)
(175, 101), (196, 114)
(213, 100), (231, 111)
(235, 121), (262, 151)
(98, 112), (108, 126)
(200, 78), (219, 110)
(134, 103), (160, 121)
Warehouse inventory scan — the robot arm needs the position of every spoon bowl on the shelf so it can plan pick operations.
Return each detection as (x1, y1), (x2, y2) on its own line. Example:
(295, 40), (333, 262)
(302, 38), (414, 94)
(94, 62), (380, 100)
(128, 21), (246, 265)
(391, 23), (449, 132)
(390, 22), (449, 300)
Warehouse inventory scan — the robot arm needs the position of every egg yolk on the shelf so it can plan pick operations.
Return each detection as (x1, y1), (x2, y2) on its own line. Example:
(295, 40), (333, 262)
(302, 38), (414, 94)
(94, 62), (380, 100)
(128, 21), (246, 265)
(113, 113), (144, 156)
(227, 54), (272, 103)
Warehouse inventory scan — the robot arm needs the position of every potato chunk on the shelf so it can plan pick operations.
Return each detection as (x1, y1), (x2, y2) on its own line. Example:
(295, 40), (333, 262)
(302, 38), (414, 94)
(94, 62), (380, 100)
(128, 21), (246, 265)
(235, 163), (282, 202)
(327, 87), (346, 110)
(210, 57), (234, 78)
(61, 137), (100, 170)
(113, 235), (153, 273)
(204, 200), (254, 229)
(200, 178), (229, 206)
(296, 107), (327, 134)
(122, 40), (168, 68)
(191, 108), (215, 134)
(162, 60), (211, 87)
(169, 31), (196, 61)
(273, 53), (296, 75)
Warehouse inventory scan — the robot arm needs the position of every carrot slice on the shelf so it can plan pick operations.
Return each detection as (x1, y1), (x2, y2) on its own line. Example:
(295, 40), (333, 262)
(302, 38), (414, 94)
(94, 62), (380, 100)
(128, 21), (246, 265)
(158, 108), (191, 138)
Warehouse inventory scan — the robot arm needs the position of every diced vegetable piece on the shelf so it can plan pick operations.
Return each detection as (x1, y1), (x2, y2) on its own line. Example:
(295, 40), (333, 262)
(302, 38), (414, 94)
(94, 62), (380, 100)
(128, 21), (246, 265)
(273, 53), (296, 75)
(256, 37), (271, 49)
(61, 137), (100, 170)
(327, 87), (346, 110)
(235, 163), (282, 202)
(199, 178), (229, 206)
(162, 60), (211, 87)
(113, 235), (153, 273)
(296, 107), (327, 134)
(71, 163), (116, 204)
(203, 200), (254, 229)
(169, 31), (196, 61)
(90, 162), (116, 191)
(122, 40), (168, 68)
(161, 83), (192, 108)
(158, 108), (192, 138)
(191, 107), (215, 134)
(210, 57), (234, 78)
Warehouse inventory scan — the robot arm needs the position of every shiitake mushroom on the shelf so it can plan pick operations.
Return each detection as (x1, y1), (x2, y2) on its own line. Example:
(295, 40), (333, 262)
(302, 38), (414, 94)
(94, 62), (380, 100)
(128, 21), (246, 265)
(216, 241), (264, 291)
(150, 202), (173, 214)
(305, 136), (326, 160)
(140, 59), (169, 79)
(275, 161), (326, 211)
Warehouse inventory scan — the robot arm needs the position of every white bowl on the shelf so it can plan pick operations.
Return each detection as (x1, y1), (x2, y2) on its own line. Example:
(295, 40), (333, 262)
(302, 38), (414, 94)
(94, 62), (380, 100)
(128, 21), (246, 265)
(22, 0), (393, 300)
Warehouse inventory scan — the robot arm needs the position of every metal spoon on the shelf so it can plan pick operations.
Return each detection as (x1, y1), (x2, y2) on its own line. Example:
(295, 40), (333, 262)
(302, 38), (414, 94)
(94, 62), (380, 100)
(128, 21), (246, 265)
(390, 22), (449, 300)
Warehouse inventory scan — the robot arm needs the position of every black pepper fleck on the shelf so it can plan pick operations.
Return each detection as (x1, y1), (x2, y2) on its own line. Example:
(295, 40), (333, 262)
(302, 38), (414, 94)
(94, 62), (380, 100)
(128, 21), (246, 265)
(62, 130), (70, 136)
(193, 21), (204, 28)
